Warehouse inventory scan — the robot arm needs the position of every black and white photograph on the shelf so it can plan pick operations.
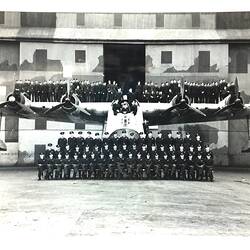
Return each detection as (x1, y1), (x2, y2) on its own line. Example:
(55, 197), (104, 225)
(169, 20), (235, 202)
(0, 0), (249, 246)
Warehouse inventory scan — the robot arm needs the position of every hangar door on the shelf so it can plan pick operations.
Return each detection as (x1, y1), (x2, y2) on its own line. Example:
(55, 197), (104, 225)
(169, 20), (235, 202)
(104, 44), (145, 92)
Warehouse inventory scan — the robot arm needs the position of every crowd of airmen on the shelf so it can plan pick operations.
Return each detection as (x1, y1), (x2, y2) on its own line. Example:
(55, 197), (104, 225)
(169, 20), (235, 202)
(15, 78), (232, 104)
(37, 130), (214, 181)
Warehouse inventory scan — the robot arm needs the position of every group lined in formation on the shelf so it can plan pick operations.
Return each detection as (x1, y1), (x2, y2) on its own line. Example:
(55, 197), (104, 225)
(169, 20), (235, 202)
(15, 78), (233, 104)
(37, 130), (214, 181)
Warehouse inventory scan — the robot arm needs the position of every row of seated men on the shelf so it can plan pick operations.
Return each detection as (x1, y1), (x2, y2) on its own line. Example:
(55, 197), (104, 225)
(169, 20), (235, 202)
(15, 78), (232, 104)
(37, 130), (214, 181)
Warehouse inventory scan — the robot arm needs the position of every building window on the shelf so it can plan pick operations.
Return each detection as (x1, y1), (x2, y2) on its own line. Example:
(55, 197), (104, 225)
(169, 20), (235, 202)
(21, 12), (56, 27)
(161, 51), (172, 64)
(236, 51), (248, 73)
(114, 13), (122, 27)
(156, 13), (164, 28)
(198, 51), (210, 72)
(75, 50), (86, 63)
(33, 49), (47, 71)
(192, 13), (200, 28)
(35, 118), (47, 130)
(77, 13), (85, 26)
(5, 116), (19, 143)
(0, 12), (4, 24)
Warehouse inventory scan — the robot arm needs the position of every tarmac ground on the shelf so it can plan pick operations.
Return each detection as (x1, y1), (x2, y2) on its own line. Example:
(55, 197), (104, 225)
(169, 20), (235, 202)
(0, 170), (250, 239)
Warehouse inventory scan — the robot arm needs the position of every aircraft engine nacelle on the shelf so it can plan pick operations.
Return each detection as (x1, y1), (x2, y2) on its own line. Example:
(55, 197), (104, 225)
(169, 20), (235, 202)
(6, 91), (26, 109)
(60, 94), (80, 113)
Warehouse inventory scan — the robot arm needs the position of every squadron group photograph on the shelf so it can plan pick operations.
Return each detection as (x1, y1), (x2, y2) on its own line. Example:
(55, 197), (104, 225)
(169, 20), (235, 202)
(0, 0), (250, 245)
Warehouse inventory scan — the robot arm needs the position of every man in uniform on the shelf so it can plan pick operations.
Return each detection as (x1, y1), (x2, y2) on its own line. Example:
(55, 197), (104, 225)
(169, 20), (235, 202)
(37, 152), (46, 180)
(176, 152), (187, 180)
(76, 131), (85, 152)
(63, 153), (71, 179)
(119, 130), (130, 148)
(186, 153), (196, 181)
(106, 153), (114, 179)
(169, 153), (177, 179)
(156, 131), (165, 148)
(152, 153), (162, 180)
(102, 132), (111, 147)
(203, 145), (214, 181)
(143, 153), (152, 179)
(137, 132), (146, 149)
(161, 153), (171, 179)
(68, 131), (77, 152)
(135, 152), (143, 180)
(89, 152), (97, 179)
(72, 153), (80, 179)
(80, 152), (89, 179)
(145, 131), (155, 149)
(166, 131), (174, 148)
(85, 131), (94, 151)
(140, 144), (148, 160)
(54, 152), (63, 179)
(184, 132), (192, 151)
(194, 153), (205, 181)
(93, 132), (102, 149)
(126, 152), (136, 180)
(174, 131), (184, 150)
(57, 132), (67, 155)
(194, 133), (203, 148)
(46, 153), (56, 180)
(97, 152), (106, 179)
(110, 132), (119, 148)
(45, 143), (55, 159)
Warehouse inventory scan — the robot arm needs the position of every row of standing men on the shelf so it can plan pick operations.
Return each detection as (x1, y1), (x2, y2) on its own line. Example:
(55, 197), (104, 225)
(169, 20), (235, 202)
(15, 79), (232, 104)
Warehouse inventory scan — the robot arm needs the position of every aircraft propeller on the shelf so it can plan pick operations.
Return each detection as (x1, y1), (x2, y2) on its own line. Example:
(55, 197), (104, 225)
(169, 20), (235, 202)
(161, 79), (207, 118)
(43, 81), (91, 116)
(0, 91), (36, 116)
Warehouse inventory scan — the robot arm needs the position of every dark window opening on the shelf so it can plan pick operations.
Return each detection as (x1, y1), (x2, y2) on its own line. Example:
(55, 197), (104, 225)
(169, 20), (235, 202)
(192, 13), (200, 27)
(161, 51), (172, 64)
(75, 50), (86, 63)
(5, 116), (18, 143)
(75, 123), (85, 130)
(104, 44), (145, 92)
(114, 13), (122, 27)
(198, 51), (210, 72)
(229, 45), (248, 73)
(156, 13), (164, 28)
(33, 49), (47, 71)
(0, 12), (4, 24)
(21, 12), (56, 27)
(216, 12), (250, 29)
(77, 13), (85, 26)
(236, 51), (248, 73)
(35, 118), (47, 130)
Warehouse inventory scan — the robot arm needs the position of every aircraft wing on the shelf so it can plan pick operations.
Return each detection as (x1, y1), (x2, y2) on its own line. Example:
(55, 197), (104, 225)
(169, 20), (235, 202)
(30, 102), (109, 124)
(142, 99), (250, 126)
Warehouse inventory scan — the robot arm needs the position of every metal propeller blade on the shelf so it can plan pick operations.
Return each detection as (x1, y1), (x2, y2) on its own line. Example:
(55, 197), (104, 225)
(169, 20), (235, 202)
(162, 99), (187, 116)
(71, 103), (91, 116)
(215, 99), (244, 116)
(43, 103), (65, 115)
(188, 105), (207, 117)
(16, 102), (37, 116)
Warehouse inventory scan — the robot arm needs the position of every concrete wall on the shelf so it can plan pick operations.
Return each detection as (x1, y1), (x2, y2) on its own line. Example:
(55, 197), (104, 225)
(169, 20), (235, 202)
(19, 42), (103, 81)
(145, 44), (228, 83)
